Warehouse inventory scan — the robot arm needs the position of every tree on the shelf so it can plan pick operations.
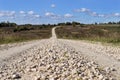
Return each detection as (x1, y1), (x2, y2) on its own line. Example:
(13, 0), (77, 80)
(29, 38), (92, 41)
(117, 21), (120, 24)
(95, 22), (98, 25)
(108, 22), (113, 24)
(66, 22), (72, 25)
(57, 23), (66, 26)
(0, 21), (17, 27)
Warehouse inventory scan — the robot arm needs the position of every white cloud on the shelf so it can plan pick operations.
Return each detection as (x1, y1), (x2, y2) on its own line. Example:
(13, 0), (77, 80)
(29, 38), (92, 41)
(64, 13), (73, 18)
(17, 11), (41, 21)
(98, 14), (105, 17)
(45, 12), (55, 17)
(0, 12), (4, 17)
(10, 11), (15, 14)
(75, 8), (111, 18)
(75, 8), (90, 12)
(75, 8), (120, 18)
(28, 11), (34, 15)
(90, 12), (98, 16)
(114, 13), (120, 16)
(34, 14), (40, 18)
(51, 4), (56, 8)
(45, 12), (61, 19)
(20, 11), (25, 14)
(0, 11), (15, 17)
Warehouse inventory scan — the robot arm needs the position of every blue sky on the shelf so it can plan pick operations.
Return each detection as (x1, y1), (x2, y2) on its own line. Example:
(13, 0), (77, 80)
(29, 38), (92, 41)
(0, 0), (120, 24)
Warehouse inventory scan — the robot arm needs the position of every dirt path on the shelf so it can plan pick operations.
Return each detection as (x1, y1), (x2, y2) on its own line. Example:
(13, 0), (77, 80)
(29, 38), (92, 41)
(0, 40), (48, 63)
(0, 27), (120, 80)
(59, 39), (120, 79)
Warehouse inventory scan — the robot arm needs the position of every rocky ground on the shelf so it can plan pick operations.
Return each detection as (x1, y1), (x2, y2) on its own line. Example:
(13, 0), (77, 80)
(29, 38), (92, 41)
(0, 27), (119, 80)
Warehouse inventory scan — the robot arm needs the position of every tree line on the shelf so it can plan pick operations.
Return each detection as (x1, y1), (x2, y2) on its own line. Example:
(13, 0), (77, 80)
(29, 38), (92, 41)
(1, 21), (120, 28)
(0, 21), (17, 27)
(0, 21), (82, 28)
(95, 21), (120, 25)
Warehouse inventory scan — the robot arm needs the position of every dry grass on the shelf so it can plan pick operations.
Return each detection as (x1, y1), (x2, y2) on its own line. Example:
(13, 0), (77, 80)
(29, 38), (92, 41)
(0, 26), (53, 44)
(56, 25), (120, 44)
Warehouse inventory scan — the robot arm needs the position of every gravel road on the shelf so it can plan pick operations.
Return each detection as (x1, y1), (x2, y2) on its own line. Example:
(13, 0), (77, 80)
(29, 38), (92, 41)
(0, 27), (120, 80)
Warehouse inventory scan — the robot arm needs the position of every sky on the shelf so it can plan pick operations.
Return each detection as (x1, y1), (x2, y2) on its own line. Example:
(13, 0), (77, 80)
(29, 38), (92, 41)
(0, 0), (120, 24)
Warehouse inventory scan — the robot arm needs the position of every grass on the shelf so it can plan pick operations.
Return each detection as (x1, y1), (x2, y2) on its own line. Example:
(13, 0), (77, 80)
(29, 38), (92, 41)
(55, 25), (120, 45)
(0, 26), (53, 44)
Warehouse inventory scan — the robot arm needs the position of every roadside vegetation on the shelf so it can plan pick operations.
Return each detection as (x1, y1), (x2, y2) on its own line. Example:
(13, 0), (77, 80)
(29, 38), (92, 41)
(0, 21), (55, 44)
(1, 21), (120, 45)
(56, 22), (120, 45)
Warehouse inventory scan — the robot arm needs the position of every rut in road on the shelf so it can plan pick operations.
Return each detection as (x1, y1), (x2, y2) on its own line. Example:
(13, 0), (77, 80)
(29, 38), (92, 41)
(0, 27), (120, 80)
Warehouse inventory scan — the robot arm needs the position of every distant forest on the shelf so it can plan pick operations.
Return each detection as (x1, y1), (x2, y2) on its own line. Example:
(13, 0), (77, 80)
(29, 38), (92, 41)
(1, 21), (120, 28)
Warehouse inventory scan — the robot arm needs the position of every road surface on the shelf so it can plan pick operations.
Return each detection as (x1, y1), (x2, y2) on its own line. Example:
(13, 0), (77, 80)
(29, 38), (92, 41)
(0, 27), (120, 80)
